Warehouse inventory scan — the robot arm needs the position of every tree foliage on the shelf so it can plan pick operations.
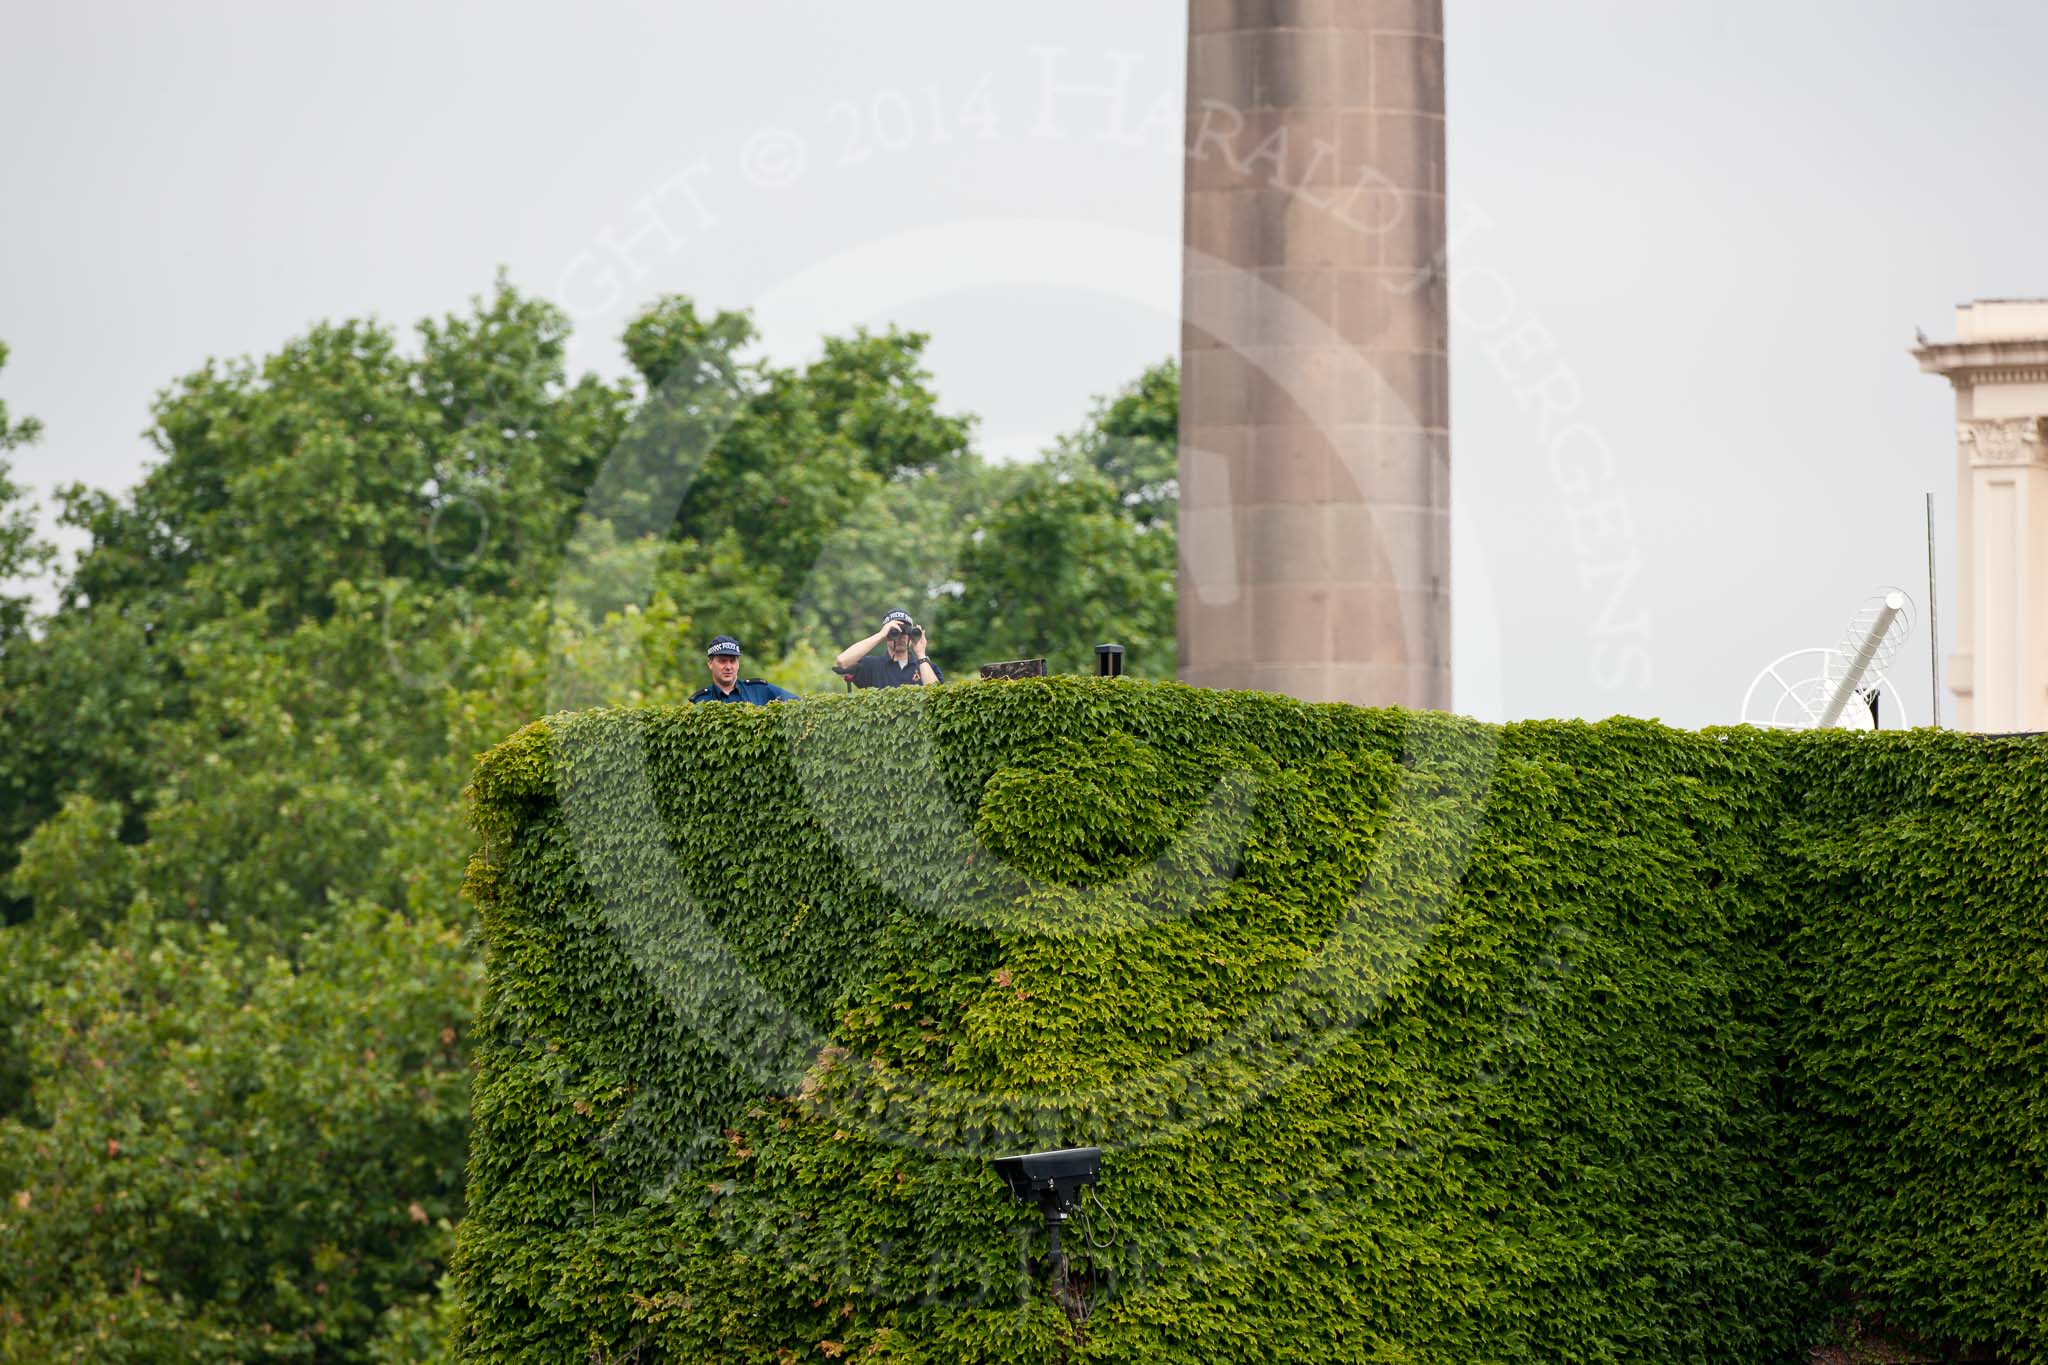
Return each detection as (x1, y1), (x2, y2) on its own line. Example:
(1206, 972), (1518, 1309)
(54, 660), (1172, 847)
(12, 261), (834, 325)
(930, 361), (1178, 678)
(935, 461), (1175, 679)
(0, 341), (54, 649)
(1051, 357), (1178, 529)
(0, 902), (476, 1362)
(0, 282), (1186, 1356)
(58, 277), (631, 627)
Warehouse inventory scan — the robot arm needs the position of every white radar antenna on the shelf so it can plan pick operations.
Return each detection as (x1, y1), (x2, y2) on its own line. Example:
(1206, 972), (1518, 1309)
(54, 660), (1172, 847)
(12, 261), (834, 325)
(1741, 589), (1914, 731)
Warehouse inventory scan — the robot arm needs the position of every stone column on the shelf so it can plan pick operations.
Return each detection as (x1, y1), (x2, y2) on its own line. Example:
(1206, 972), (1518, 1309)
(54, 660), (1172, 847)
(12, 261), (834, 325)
(1915, 300), (2048, 733)
(1179, 0), (1450, 708)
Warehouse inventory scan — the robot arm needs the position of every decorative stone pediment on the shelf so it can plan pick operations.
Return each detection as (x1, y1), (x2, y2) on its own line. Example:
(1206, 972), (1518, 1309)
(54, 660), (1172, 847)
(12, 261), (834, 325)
(1958, 417), (2048, 468)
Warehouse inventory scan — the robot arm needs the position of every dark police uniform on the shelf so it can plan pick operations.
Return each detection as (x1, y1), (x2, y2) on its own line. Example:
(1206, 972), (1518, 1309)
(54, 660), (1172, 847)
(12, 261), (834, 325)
(691, 678), (797, 705)
(690, 634), (798, 706)
(842, 654), (943, 689)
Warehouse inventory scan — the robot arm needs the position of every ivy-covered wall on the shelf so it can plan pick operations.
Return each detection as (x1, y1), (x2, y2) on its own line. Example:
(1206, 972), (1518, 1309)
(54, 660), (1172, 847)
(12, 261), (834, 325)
(452, 679), (2047, 1363)
(1778, 732), (2048, 1359)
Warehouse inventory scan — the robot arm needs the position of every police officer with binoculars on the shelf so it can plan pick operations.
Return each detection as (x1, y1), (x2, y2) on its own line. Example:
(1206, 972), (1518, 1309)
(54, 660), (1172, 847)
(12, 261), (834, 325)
(834, 609), (942, 688)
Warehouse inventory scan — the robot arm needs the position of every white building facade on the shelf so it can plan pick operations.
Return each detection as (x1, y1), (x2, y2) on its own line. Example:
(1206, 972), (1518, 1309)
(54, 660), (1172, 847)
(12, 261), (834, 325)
(1916, 300), (2048, 733)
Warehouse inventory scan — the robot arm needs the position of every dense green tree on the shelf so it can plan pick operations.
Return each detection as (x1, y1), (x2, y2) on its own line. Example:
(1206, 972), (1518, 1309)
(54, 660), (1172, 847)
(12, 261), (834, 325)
(802, 327), (978, 481)
(4, 795), (138, 943)
(58, 276), (632, 628)
(0, 276), (1185, 1355)
(611, 298), (979, 660)
(934, 461), (1175, 678)
(0, 611), (169, 924)
(932, 362), (1179, 678)
(1050, 357), (1177, 528)
(2, 280), (630, 914)
(122, 590), (478, 939)
(0, 901), (476, 1363)
(0, 342), (54, 648)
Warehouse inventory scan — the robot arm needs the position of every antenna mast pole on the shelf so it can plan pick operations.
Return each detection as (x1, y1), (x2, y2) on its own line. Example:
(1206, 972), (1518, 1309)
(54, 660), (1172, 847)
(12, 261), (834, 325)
(1926, 493), (1941, 728)
(1817, 591), (1907, 728)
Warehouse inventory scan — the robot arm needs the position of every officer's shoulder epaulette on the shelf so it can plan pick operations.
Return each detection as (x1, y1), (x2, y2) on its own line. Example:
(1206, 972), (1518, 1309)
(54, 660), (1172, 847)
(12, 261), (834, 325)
(690, 686), (715, 700)
(742, 678), (768, 685)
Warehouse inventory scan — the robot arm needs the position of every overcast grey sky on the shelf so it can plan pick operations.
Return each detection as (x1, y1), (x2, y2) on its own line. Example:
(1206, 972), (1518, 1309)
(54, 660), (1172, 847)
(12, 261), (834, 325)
(2, 0), (2041, 727)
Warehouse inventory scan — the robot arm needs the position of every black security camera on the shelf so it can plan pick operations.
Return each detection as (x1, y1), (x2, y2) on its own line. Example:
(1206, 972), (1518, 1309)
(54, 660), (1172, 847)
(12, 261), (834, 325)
(991, 1146), (1101, 1219)
(991, 1146), (1105, 1324)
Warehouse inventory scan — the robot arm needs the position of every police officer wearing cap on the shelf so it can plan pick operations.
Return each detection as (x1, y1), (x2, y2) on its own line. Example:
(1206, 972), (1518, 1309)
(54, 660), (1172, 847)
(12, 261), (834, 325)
(834, 609), (942, 688)
(690, 636), (799, 705)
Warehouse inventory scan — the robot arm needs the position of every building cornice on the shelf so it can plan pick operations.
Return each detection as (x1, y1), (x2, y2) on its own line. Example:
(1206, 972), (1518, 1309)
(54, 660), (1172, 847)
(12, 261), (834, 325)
(1914, 338), (2048, 385)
